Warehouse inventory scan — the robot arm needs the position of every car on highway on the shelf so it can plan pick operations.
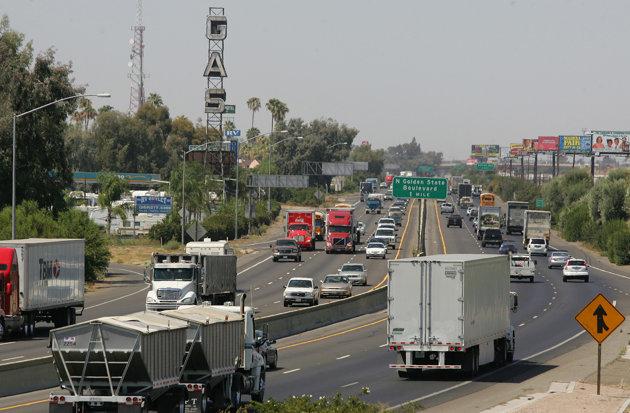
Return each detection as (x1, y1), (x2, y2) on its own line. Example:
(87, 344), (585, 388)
(357, 221), (366, 236)
(498, 242), (518, 255)
(527, 237), (548, 256)
(547, 250), (570, 268)
(388, 209), (403, 226)
(472, 217), (479, 231)
(271, 239), (301, 262)
(466, 206), (475, 216)
(392, 200), (407, 211)
(339, 263), (368, 285)
(365, 241), (387, 259)
(469, 207), (478, 220)
(562, 258), (589, 282)
(440, 202), (454, 214)
(446, 214), (463, 228)
(378, 217), (396, 226)
(377, 222), (397, 233)
(320, 274), (353, 298)
(384, 190), (393, 200)
(283, 277), (319, 306)
(375, 228), (396, 249)
(481, 228), (503, 247)
(255, 329), (278, 369)
(379, 181), (388, 188)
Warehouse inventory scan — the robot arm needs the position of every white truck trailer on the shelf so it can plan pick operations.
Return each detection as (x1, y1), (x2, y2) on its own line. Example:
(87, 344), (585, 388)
(387, 254), (518, 378)
(522, 210), (552, 248)
(49, 296), (265, 412)
(0, 238), (84, 339)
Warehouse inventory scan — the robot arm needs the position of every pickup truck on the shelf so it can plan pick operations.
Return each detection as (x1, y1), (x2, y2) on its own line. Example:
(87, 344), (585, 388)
(510, 254), (536, 283)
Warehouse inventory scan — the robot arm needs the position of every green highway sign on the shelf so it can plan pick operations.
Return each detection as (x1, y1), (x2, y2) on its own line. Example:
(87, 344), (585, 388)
(418, 166), (434, 172)
(451, 165), (464, 169)
(224, 105), (236, 114)
(536, 198), (544, 207)
(476, 163), (495, 171)
(392, 176), (448, 200)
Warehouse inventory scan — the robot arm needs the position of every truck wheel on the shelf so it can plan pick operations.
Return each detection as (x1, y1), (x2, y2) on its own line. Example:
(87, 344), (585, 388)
(481, 242), (486, 247)
(283, 301), (289, 307)
(230, 373), (242, 409)
(466, 346), (479, 378)
(562, 276), (567, 282)
(529, 277), (534, 283)
(397, 370), (408, 378)
(272, 257), (277, 262)
(584, 277), (589, 283)
(69, 308), (76, 325)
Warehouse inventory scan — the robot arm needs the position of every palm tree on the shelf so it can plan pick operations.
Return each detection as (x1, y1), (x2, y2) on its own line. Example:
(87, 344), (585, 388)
(266, 98), (289, 132)
(147, 93), (163, 107)
(247, 97), (261, 129)
(97, 174), (128, 234)
(84, 106), (97, 130)
(224, 120), (236, 132)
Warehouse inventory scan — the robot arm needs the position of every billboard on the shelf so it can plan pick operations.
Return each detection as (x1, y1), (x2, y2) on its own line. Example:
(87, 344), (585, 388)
(537, 136), (559, 151)
(590, 131), (630, 154)
(136, 196), (173, 214)
(558, 135), (592, 153)
(471, 144), (500, 157)
(522, 139), (536, 155)
(510, 144), (523, 157)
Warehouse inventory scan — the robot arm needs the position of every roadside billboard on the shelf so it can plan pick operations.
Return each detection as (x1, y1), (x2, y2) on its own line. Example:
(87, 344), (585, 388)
(500, 146), (510, 158)
(590, 131), (630, 154)
(522, 138), (537, 155)
(510, 143), (523, 157)
(558, 135), (592, 153)
(537, 136), (559, 151)
(471, 145), (486, 157)
(471, 144), (500, 157)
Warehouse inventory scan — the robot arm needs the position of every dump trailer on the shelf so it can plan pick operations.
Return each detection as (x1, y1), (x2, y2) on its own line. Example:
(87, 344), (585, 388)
(49, 298), (265, 412)
(0, 238), (84, 339)
(49, 311), (191, 412)
(388, 254), (517, 378)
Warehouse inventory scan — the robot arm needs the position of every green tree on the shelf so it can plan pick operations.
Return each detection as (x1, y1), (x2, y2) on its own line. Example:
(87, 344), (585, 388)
(224, 120), (236, 131)
(0, 16), (81, 212)
(97, 174), (128, 234)
(146, 93), (163, 107)
(266, 98), (289, 132)
(247, 97), (261, 129)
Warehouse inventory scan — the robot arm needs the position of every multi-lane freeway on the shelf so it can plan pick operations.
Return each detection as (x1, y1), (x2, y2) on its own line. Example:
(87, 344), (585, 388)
(1, 191), (629, 412)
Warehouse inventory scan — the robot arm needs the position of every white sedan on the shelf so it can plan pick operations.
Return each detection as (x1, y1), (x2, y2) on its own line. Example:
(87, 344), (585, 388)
(365, 241), (387, 259)
(562, 258), (589, 282)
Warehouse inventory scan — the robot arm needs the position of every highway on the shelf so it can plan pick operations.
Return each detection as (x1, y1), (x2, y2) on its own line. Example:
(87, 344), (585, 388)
(2, 191), (630, 411)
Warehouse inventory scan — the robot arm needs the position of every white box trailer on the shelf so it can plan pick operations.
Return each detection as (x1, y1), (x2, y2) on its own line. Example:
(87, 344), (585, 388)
(0, 238), (84, 338)
(523, 210), (552, 247)
(387, 254), (516, 378)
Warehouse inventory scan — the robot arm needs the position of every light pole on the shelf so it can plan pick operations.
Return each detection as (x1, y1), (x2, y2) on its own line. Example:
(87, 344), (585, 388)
(268, 133), (302, 211)
(12, 92), (110, 240)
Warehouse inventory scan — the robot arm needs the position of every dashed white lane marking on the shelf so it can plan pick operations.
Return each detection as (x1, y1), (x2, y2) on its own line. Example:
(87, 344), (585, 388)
(342, 382), (359, 388)
(283, 368), (301, 374)
(532, 315), (538, 319)
(273, 300), (281, 304)
(336, 355), (351, 360)
(2, 356), (24, 362)
(254, 287), (260, 291)
(379, 343), (388, 348)
(519, 323), (526, 327)
(267, 281), (273, 285)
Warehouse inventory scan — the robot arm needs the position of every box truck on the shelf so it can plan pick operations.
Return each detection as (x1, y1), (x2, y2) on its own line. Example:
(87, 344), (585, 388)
(0, 238), (84, 339)
(388, 254), (518, 377)
(506, 201), (529, 234)
(522, 210), (552, 248)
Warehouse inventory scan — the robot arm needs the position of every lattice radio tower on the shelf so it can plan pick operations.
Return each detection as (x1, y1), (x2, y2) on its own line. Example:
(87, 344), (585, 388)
(128, 0), (146, 114)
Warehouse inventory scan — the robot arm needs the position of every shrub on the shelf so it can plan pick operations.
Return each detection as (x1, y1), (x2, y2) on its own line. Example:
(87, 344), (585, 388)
(606, 228), (630, 265)
(596, 219), (627, 251)
(560, 204), (591, 242)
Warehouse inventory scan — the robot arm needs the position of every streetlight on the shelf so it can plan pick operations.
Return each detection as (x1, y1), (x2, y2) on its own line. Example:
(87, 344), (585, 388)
(12, 92), (110, 239)
(328, 142), (348, 149)
(268, 133), (303, 211)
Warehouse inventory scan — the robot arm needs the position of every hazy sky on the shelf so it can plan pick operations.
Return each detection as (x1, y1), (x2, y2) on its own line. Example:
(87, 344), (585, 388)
(4, 1), (630, 160)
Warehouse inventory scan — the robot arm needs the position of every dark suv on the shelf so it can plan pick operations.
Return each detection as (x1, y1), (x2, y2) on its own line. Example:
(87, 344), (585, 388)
(271, 239), (302, 262)
(446, 214), (463, 228)
(481, 228), (503, 247)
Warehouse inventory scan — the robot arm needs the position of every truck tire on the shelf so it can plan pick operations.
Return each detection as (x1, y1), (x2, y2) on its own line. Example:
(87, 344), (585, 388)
(466, 346), (479, 378)
(529, 277), (534, 283)
(397, 370), (408, 378)
(69, 308), (76, 325)
(584, 277), (589, 283)
(563, 276), (567, 282)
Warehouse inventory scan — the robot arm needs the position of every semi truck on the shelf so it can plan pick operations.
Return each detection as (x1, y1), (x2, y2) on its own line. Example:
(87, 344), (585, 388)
(0, 238), (85, 339)
(359, 181), (373, 202)
(366, 177), (379, 192)
(523, 210), (552, 248)
(387, 254), (518, 377)
(366, 193), (383, 214)
(49, 296), (266, 412)
(458, 183), (473, 206)
(385, 174), (394, 187)
(477, 206), (501, 240)
(145, 241), (237, 311)
(450, 176), (463, 194)
(285, 209), (316, 250)
(325, 207), (358, 253)
(506, 201), (529, 234)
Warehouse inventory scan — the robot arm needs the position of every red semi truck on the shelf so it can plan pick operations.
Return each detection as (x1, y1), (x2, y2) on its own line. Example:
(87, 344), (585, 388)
(385, 174), (394, 187)
(286, 209), (316, 250)
(325, 207), (358, 253)
(0, 238), (85, 339)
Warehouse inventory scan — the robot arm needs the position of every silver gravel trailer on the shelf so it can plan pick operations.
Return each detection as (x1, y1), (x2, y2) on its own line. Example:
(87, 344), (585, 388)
(163, 305), (249, 411)
(48, 311), (189, 413)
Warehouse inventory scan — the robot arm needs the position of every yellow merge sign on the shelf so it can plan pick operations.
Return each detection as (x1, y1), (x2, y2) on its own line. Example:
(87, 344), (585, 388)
(575, 293), (625, 344)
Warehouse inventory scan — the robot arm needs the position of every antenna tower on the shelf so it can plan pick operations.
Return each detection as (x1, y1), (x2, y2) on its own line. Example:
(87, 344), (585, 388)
(128, 0), (146, 114)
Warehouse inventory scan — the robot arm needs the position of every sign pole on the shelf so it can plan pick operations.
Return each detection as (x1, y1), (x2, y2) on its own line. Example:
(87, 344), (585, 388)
(597, 342), (601, 395)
